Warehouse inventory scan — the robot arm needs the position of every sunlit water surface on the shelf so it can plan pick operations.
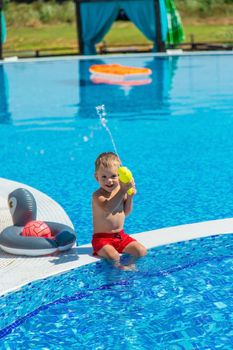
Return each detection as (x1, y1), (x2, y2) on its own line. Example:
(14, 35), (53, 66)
(0, 54), (233, 243)
(0, 54), (233, 348)
(0, 234), (232, 349)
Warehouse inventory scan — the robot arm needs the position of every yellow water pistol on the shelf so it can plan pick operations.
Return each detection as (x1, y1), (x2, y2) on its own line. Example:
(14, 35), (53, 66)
(118, 166), (134, 195)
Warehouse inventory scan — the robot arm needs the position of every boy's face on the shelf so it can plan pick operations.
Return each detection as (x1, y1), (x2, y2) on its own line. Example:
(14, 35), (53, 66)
(95, 164), (119, 193)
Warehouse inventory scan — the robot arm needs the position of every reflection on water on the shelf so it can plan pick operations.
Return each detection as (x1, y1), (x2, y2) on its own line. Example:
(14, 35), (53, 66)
(77, 56), (179, 120)
(0, 57), (179, 128)
(0, 60), (79, 128)
(0, 65), (11, 124)
(0, 55), (233, 242)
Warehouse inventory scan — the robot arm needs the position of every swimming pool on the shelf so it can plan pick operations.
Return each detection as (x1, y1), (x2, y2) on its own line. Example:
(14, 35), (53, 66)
(0, 53), (233, 348)
(1, 53), (233, 244)
(0, 234), (232, 348)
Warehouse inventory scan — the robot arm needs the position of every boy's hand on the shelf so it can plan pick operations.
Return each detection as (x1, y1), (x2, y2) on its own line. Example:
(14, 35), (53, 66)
(119, 180), (132, 193)
(129, 178), (137, 196)
(120, 178), (136, 196)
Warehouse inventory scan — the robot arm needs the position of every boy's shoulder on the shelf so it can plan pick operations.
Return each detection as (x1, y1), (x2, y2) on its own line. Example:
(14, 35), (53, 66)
(93, 188), (100, 196)
(92, 188), (105, 199)
(92, 188), (108, 208)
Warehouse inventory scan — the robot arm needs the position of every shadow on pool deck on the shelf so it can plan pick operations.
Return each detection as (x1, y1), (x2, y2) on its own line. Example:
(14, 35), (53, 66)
(1, 218), (233, 296)
(48, 245), (95, 265)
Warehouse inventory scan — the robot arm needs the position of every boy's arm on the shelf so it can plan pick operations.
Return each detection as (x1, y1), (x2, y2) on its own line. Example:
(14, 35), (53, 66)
(93, 182), (132, 214)
(124, 183), (136, 216)
(124, 195), (133, 216)
(93, 188), (126, 213)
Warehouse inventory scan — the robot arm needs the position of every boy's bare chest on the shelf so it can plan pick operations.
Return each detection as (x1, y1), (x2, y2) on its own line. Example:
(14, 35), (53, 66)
(112, 201), (124, 215)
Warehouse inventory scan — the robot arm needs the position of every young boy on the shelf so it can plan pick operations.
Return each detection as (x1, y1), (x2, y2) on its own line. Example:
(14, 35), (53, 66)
(92, 152), (147, 270)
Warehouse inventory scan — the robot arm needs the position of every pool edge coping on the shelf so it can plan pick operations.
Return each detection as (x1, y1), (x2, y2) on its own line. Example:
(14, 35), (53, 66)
(1, 50), (233, 65)
(1, 177), (233, 296)
(1, 217), (233, 297)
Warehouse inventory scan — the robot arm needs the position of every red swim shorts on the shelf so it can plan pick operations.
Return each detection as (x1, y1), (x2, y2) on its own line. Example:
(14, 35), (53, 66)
(92, 230), (136, 255)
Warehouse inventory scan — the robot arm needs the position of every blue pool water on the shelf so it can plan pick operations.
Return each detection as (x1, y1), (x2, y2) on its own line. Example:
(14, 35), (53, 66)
(0, 54), (233, 244)
(0, 234), (232, 349)
(0, 54), (233, 348)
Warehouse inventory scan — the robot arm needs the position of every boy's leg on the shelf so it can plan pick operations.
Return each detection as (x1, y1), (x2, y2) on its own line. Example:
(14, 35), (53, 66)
(123, 241), (147, 265)
(97, 244), (139, 270)
(97, 244), (121, 268)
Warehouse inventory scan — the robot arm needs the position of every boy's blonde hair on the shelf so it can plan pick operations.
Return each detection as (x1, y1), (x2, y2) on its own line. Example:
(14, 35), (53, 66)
(95, 152), (120, 172)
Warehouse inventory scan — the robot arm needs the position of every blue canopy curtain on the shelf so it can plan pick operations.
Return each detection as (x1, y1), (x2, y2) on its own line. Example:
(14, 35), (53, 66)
(121, 0), (167, 52)
(77, 0), (168, 55)
(0, 66), (10, 123)
(80, 2), (119, 55)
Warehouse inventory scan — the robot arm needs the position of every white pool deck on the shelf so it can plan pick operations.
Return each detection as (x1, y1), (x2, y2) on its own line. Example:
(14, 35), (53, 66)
(0, 178), (233, 297)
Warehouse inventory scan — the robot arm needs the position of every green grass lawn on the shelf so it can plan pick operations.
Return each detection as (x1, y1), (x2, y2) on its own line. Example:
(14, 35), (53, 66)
(184, 24), (233, 43)
(4, 24), (77, 52)
(3, 21), (233, 55)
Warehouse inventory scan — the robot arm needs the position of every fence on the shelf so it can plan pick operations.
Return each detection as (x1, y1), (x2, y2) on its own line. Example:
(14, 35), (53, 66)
(3, 36), (233, 59)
